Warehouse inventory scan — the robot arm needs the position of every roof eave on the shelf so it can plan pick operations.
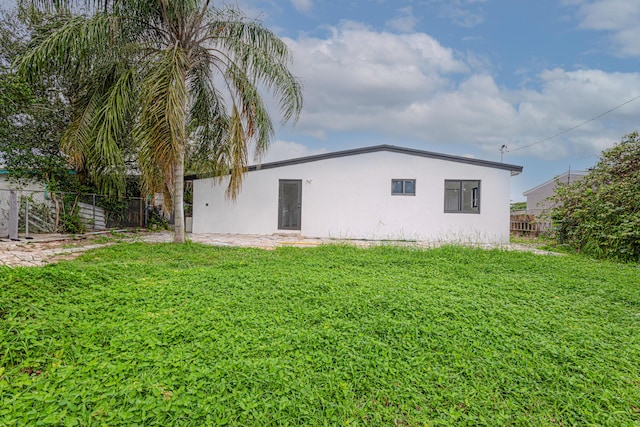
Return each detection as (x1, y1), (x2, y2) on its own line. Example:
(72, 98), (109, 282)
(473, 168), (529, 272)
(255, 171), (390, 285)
(186, 144), (524, 181)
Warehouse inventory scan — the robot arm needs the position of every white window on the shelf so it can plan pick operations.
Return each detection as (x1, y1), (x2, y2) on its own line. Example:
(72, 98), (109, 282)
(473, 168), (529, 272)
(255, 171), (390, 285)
(444, 180), (480, 213)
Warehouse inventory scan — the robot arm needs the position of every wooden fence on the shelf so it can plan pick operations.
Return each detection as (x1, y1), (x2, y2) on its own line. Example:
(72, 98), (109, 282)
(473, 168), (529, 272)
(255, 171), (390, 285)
(510, 214), (552, 236)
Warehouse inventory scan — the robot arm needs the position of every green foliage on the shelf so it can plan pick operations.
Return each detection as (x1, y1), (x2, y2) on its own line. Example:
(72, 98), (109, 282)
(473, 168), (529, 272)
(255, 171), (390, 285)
(59, 209), (84, 234)
(0, 8), (79, 195)
(183, 181), (193, 217)
(0, 68), (72, 188)
(18, 0), (303, 242)
(93, 178), (143, 227)
(58, 193), (86, 233)
(147, 208), (170, 230)
(0, 78), (71, 188)
(550, 132), (640, 261)
(1, 244), (640, 425)
(510, 201), (526, 212)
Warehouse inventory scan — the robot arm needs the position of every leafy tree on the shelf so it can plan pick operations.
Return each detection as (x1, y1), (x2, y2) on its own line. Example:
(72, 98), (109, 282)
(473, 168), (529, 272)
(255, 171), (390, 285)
(0, 8), (72, 189)
(550, 131), (640, 261)
(510, 201), (526, 212)
(18, 0), (303, 242)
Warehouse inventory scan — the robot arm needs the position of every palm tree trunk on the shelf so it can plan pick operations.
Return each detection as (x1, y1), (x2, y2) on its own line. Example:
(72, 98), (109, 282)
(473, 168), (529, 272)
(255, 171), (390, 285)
(173, 146), (186, 243)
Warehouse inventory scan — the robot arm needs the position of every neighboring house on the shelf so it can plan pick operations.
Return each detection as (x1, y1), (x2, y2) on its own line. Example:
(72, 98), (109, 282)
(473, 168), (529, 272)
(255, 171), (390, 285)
(523, 170), (588, 217)
(190, 145), (523, 244)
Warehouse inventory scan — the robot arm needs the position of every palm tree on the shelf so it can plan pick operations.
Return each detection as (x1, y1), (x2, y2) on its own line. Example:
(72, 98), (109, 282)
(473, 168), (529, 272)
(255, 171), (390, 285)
(18, 0), (303, 242)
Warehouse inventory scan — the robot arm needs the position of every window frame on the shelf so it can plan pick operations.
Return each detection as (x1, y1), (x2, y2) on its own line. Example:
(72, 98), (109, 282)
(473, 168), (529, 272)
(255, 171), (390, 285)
(391, 179), (416, 196)
(444, 179), (481, 214)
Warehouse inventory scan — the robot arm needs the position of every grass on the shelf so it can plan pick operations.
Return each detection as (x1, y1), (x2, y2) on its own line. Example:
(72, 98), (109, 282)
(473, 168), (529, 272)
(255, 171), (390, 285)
(1, 243), (640, 426)
(509, 234), (554, 246)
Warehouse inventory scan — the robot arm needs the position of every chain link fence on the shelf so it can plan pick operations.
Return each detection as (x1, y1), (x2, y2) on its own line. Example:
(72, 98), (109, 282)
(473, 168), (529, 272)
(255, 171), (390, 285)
(1, 188), (148, 238)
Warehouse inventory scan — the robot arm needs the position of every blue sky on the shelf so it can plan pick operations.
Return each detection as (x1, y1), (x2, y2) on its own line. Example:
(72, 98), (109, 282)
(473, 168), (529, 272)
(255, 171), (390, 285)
(3, 0), (640, 200)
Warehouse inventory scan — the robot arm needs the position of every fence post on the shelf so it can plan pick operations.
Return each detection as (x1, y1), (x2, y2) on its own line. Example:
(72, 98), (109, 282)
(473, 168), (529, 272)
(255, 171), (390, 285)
(92, 193), (96, 231)
(144, 198), (148, 228)
(25, 197), (33, 239)
(8, 190), (19, 240)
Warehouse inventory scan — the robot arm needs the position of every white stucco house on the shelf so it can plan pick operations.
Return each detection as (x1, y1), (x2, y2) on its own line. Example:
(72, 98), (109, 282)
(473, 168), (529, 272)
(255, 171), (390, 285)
(190, 145), (523, 244)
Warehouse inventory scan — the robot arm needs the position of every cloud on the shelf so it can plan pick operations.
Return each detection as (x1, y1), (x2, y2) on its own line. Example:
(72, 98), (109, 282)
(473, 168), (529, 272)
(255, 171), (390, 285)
(569, 0), (640, 56)
(509, 68), (640, 156)
(283, 22), (640, 160)
(258, 140), (327, 163)
(386, 6), (419, 33)
(437, 0), (487, 28)
(290, 0), (312, 13)
(287, 21), (467, 96)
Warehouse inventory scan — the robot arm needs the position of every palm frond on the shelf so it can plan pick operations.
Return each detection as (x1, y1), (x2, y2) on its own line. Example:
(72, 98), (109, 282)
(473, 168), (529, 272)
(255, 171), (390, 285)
(58, 62), (136, 198)
(20, 0), (304, 231)
(60, 86), (101, 172)
(18, 13), (125, 82)
(225, 62), (274, 161)
(185, 48), (229, 174)
(222, 105), (248, 199)
(137, 45), (189, 204)
(204, 18), (303, 123)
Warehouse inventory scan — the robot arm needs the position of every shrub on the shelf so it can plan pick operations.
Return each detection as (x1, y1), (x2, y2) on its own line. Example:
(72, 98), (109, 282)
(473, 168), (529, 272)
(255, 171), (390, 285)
(550, 131), (640, 261)
(60, 194), (87, 234)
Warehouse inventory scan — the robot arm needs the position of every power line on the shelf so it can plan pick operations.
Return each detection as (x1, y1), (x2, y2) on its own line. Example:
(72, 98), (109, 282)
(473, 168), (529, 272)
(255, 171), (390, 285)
(507, 93), (640, 153)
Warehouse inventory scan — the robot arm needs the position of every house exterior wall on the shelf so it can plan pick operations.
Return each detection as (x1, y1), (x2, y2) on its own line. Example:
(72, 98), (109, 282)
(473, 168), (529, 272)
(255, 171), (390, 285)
(0, 174), (44, 193)
(0, 174), (46, 236)
(193, 150), (514, 244)
(524, 172), (586, 216)
(525, 183), (556, 216)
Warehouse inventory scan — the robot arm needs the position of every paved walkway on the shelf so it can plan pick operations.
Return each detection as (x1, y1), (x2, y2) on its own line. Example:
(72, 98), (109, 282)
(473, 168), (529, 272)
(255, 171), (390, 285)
(0, 231), (557, 268)
(0, 232), (327, 267)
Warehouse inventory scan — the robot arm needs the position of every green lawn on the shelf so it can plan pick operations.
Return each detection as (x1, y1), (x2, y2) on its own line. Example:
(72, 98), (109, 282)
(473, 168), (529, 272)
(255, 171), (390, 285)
(1, 243), (639, 426)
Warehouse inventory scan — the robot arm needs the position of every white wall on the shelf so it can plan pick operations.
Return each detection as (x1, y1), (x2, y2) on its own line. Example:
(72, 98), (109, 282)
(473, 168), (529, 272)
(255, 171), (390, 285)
(525, 172), (586, 216)
(0, 175), (45, 193)
(0, 175), (46, 236)
(193, 151), (513, 243)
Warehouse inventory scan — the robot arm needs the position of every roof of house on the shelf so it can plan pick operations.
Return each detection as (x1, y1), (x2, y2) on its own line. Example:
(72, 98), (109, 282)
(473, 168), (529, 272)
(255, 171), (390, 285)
(523, 170), (589, 196)
(186, 144), (523, 181)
